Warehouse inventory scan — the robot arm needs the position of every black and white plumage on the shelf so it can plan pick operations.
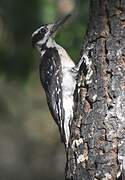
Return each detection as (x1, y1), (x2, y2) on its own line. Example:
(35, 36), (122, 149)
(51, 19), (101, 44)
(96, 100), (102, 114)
(32, 15), (76, 147)
(40, 48), (64, 140)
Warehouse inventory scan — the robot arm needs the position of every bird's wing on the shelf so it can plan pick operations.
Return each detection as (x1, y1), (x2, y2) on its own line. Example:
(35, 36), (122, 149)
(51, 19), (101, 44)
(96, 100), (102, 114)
(39, 48), (64, 138)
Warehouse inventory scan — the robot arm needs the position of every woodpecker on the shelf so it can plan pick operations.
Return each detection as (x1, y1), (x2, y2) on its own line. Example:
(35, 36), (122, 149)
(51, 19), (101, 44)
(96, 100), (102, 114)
(32, 14), (77, 148)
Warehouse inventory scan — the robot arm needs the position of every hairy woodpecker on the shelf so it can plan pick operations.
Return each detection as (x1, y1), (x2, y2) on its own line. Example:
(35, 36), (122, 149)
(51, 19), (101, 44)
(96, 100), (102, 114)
(32, 14), (77, 148)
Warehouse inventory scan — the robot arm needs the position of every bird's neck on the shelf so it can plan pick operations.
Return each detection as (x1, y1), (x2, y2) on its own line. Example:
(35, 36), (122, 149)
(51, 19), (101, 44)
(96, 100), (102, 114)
(46, 38), (56, 48)
(38, 38), (56, 56)
(39, 38), (75, 68)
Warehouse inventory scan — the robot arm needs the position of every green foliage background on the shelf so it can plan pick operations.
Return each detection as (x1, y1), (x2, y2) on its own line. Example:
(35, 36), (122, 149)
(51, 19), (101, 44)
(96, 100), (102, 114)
(0, 0), (89, 179)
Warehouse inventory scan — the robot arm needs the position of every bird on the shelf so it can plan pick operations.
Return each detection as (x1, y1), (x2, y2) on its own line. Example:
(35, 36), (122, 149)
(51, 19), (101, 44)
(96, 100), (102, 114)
(32, 14), (77, 148)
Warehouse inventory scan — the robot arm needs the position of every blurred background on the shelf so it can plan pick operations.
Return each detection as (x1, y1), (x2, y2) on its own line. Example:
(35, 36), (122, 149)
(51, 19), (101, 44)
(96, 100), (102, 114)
(0, 0), (89, 179)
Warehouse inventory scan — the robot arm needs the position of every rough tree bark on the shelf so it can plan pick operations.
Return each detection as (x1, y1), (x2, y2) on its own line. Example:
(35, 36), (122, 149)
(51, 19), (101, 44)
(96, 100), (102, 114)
(66, 0), (125, 179)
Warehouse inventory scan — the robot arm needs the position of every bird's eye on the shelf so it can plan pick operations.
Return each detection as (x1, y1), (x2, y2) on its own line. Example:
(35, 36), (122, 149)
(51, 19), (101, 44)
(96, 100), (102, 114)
(40, 28), (46, 34)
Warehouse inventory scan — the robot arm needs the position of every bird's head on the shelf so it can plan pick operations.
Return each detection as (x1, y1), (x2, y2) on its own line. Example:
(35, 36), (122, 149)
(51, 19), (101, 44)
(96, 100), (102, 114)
(32, 14), (71, 50)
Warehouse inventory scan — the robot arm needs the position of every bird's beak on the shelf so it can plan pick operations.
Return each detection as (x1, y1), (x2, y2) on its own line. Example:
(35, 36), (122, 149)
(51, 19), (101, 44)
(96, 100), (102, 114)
(50, 14), (71, 36)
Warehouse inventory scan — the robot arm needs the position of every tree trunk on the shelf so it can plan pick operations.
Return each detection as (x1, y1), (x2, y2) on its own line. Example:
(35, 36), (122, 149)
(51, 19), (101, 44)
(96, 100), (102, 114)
(66, 0), (125, 179)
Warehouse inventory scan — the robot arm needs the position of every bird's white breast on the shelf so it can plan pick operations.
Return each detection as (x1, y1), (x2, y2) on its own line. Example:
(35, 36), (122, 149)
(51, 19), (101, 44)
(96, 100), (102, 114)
(56, 43), (76, 147)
